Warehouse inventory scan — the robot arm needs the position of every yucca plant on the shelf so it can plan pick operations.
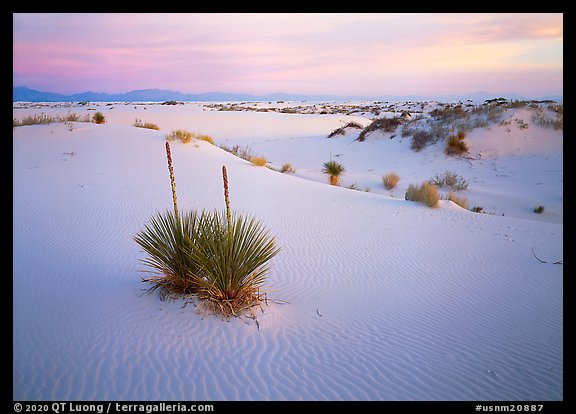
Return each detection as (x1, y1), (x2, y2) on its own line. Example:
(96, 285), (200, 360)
(134, 209), (205, 300)
(134, 143), (280, 319)
(322, 160), (345, 186)
(186, 210), (280, 317)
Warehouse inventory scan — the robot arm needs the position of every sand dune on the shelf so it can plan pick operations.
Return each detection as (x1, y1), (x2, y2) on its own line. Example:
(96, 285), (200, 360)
(13, 101), (562, 400)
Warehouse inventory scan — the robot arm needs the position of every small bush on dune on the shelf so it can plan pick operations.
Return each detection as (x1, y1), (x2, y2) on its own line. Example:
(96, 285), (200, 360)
(405, 181), (439, 207)
(251, 157), (268, 167)
(322, 160), (345, 186)
(445, 130), (469, 156)
(382, 172), (400, 190)
(281, 163), (296, 173)
(357, 116), (403, 142)
(429, 171), (468, 191)
(328, 121), (364, 138)
(92, 112), (106, 124)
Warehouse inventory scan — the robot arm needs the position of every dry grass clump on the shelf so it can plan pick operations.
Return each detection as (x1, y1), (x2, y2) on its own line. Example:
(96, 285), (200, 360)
(251, 157), (268, 167)
(382, 172), (400, 190)
(14, 112), (93, 127)
(446, 192), (468, 209)
(197, 134), (215, 145)
(405, 181), (439, 207)
(166, 129), (194, 143)
(280, 163), (296, 173)
(445, 130), (469, 156)
(134, 118), (160, 130)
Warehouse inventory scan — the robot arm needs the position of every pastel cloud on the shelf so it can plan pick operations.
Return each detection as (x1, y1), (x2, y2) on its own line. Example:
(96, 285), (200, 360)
(13, 13), (563, 97)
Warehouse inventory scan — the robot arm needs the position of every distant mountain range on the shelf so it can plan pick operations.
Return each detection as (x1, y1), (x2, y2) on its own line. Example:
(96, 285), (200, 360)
(13, 86), (562, 103)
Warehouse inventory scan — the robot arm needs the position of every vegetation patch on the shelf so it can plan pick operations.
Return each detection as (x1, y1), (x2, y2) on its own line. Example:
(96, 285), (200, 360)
(356, 116), (403, 142)
(134, 143), (280, 321)
(405, 181), (439, 207)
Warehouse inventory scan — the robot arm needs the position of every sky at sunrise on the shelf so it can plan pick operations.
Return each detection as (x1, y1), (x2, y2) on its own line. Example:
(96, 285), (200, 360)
(12, 13), (563, 98)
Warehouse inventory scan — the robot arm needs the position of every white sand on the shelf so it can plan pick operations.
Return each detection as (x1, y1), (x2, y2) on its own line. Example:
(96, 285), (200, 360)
(13, 101), (563, 400)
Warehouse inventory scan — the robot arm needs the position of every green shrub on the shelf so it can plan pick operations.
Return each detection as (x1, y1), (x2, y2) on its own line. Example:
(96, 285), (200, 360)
(405, 181), (439, 207)
(92, 112), (106, 124)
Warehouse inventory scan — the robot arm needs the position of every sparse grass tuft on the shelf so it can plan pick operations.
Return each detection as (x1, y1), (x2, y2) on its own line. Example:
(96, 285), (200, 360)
(197, 134), (215, 145)
(429, 171), (468, 191)
(166, 129), (194, 144)
(134, 118), (160, 130)
(382, 172), (400, 190)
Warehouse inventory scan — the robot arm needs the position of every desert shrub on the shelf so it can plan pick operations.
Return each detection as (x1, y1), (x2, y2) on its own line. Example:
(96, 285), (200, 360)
(219, 144), (256, 161)
(446, 192), (468, 209)
(532, 107), (563, 130)
(410, 130), (434, 151)
(357, 116), (403, 142)
(166, 129), (194, 144)
(429, 171), (468, 191)
(322, 160), (345, 186)
(251, 157), (267, 167)
(92, 112), (106, 124)
(134, 118), (160, 130)
(445, 131), (469, 156)
(382, 172), (400, 190)
(280, 163), (296, 173)
(534, 205), (545, 214)
(405, 181), (439, 207)
(328, 121), (363, 138)
(471, 206), (484, 213)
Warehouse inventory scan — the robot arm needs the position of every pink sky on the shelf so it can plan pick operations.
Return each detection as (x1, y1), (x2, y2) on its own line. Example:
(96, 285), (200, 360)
(13, 13), (563, 98)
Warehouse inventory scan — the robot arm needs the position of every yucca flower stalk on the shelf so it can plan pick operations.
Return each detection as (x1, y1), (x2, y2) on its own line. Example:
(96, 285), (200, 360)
(165, 141), (179, 223)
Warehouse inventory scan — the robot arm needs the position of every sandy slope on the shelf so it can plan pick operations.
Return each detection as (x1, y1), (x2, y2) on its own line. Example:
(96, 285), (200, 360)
(13, 104), (562, 400)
